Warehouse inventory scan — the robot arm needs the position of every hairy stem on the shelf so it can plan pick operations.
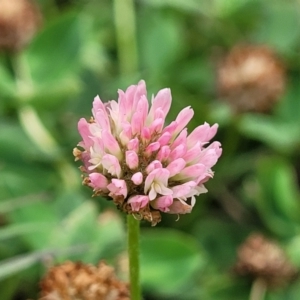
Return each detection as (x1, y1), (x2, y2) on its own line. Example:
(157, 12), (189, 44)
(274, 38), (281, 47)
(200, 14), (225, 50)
(127, 214), (141, 300)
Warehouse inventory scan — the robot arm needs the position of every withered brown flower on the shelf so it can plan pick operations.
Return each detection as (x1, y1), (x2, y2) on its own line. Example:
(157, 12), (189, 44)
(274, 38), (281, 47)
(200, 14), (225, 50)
(0, 0), (42, 52)
(235, 233), (297, 287)
(217, 45), (285, 113)
(39, 261), (130, 300)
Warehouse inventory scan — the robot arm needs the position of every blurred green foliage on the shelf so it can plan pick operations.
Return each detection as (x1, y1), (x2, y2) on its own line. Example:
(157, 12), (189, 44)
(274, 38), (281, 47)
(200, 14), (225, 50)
(1, 0), (300, 299)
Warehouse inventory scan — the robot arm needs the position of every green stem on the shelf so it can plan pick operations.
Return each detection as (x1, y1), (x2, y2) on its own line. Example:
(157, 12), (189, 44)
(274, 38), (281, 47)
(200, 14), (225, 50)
(127, 214), (141, 300)
(249, 278), (267, 300)
(113, 0), (139, 75)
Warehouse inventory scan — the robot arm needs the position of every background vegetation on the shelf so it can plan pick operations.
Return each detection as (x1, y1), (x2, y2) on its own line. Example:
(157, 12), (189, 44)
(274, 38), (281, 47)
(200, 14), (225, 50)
(1, 0), (300, 299)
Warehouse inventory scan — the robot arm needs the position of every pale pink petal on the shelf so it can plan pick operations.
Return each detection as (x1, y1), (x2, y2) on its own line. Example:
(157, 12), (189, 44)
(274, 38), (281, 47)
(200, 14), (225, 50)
(107, 179), (128, 198)
(148, 118), (164, 135)
(144, 168), (172, 200)
(150, 195), (173, 212)
(101, 154), (121, 178)
(198, 142), (222, 168)
(171, 182), (195, 198)
(145, 142), (160, 156)
(147, 88), (171, 124)
(128, 195), (149, 211)
(171, 107), (194, 138)
(171, 181), (207, 199)
(88, 139), (104, 169)
(166, 158), (186, 177)
(146, 160), (163, 174)
(157, 132), (171, 146)
(119, 122), (132, 145)
(162, 121), (177, 136)
(127, 138), (139, 152)
(168, 144), (187, 161)
(95, 110), (111, 133)
(78, 118), (93, 149)
(89, 123), (102, 138)
(89, 173), (109, 192)
(167, 199), (193, 214)
(131, 95), (149, 135)
(156, 146), (171, 162)
(126, 150), (139, 169)
(152, 88), (172, 116)
(102, 130), (122, 159)
(173, 164), (206, 181)
(141, 127), (151, 141)
(92, 96), (110, 131)
(188, 123), (219, 147)
(182, 142), (201, 164)
(131, 172), (143, 185)
(171, 129), (187, 149)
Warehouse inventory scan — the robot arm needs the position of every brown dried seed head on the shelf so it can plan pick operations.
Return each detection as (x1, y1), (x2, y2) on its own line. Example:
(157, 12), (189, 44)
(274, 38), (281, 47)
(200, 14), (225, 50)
(235, 233), (297, 287)
(0, 0), (42, 52)
(39, 261), (130, 300)
(217, 45), (285, 113)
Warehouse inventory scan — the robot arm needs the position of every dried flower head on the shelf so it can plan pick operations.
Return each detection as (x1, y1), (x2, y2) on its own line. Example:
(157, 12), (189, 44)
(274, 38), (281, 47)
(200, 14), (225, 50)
(0, 0), (42, 52)
(235, 233), (297, 287)
(217, 45), (285, 112)
(74, 80), (222, 225)
(39, 261), (129, 300)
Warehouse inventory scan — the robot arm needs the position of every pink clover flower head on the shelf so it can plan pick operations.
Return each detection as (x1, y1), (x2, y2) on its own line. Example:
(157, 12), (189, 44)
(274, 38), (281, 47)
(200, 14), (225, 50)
(73, 80), (222, 225)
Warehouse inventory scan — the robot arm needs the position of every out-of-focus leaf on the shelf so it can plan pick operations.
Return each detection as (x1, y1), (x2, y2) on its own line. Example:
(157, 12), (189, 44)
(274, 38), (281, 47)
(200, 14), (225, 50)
(286, 235), (300, 267)
(48, 201), (99, 248)
(0, 223), (51, 241)
(48, 202), (125, 262)
(214, 0), (252, 17)
(9, 200), (58, 249)
(0, 253), (38, 281)
(239, 114), (300, 153)
(192, 217), (248, 269)
(0, 64), (15, 97)
(0, 277), (20, 300)
(0, 193), (48, 213)
(25, 12), (82, 84)
(0, 246), (89, 281)
(254, 157), (300, 237)
(0, 169), (54, 201)
(255, 2), (300, 53)
(139, 11), (184, 77)
(0, 122), (45, 162)
(275, 81), (300, 124)
(140, 228), (204, 297)
(142, 0), (210, 15)
(266, 281), (300, 300)
(27, 77), (82, 110)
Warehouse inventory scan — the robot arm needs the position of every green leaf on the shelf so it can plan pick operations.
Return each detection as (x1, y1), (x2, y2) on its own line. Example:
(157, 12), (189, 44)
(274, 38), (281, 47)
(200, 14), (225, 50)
(142, 0), (210, 15)
(139, 11), (185, 76)
(213, 0), (252, 18)
(25, 12), (82, 84)
(192, 217), (248, 269)
(0, 253), (39, 281)
(239, 114), (300, 153)
(48, 202), (125, 262)
(140, 228), (204, 297)
(254, 156), (300, 236)
(0, 193), (47, 214)
(0, 246), (89, 281)
(255, 2), (300, 53)
(0, 223), (51, 241)
(0, 63), (15, 98)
